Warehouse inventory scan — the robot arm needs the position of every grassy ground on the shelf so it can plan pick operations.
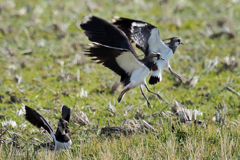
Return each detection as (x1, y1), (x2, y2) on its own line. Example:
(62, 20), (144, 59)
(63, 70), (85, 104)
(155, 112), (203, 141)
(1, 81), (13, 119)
(0, 0), (240, 159)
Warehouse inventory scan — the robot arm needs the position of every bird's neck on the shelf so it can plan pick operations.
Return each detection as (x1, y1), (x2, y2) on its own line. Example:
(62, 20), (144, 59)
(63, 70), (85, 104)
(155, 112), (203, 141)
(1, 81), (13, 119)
(55, 128), (70, 143)
(142, 58), (155, 70)
(165, 43), (178, 54)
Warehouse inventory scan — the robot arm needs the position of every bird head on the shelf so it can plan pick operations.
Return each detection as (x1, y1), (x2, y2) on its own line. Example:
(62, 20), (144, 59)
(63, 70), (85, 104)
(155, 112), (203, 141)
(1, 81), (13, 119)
(58, 118), (70, 135)
(164, 37), (184, 47)
(149, 52), (164, 63)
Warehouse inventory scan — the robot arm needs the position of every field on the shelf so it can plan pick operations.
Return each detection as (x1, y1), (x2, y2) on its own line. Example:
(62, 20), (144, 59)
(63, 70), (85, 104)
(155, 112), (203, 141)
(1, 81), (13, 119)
(0, 0), (240, 159)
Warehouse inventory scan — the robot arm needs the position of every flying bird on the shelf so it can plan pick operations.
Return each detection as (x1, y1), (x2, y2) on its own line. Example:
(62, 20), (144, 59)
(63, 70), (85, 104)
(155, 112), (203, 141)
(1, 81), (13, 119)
(112, 17), (184, 85)
(80, 15), (164, 108)
(24, 104), (71, 151)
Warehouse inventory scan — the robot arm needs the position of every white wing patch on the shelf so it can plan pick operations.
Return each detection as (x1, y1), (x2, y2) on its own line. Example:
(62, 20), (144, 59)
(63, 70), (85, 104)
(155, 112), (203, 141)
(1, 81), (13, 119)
(145, 27), (174, 83)
(148, 28), (169, 53)
(132, 22), (147, 27)
(116, 51), (145, 75)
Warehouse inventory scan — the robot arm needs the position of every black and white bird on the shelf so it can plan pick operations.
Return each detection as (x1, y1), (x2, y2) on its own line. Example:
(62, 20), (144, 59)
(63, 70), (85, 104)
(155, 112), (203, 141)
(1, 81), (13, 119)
(112, 17), (184, 85)
(24, 104), (71, 151)
(80, 15), (164, 108)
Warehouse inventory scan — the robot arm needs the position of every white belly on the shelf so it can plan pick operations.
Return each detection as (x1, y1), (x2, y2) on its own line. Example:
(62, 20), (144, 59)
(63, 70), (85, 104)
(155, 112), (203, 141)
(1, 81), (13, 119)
(129, 67), (150, 88)
(55, 140), (72, 150)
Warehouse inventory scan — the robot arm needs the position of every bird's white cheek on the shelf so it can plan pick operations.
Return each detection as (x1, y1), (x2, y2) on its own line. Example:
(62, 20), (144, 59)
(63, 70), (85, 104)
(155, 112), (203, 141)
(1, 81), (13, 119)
(61, 130), (65, 135)
(153, 57), (158, 63)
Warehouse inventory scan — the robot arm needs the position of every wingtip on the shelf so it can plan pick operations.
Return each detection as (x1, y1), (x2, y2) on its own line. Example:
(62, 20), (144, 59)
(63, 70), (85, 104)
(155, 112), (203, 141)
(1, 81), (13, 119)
(24, 105), (31, 113)
(61, 104), (71, 112)
(61, 104), (71, 122)
(80, 14), (94, 27)
(62, 104), (68, 108)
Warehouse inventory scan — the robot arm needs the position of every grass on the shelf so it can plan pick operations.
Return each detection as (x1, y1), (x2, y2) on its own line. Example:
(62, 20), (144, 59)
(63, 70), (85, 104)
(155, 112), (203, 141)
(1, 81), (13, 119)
(0, 0), (240, 159)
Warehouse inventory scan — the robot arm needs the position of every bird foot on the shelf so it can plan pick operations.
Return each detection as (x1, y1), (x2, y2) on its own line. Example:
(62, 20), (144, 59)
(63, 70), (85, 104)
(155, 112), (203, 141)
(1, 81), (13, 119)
(157, 94), (165, 101)
(147, 102), (152, 109)
(117, 97), (121, 103)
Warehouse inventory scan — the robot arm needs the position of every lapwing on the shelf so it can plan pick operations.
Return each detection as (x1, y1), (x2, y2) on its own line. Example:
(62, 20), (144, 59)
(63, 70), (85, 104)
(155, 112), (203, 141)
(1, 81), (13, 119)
(80, 15), (164, 108)
(112, 17), (184, 85)
(24, 104), (72, 151)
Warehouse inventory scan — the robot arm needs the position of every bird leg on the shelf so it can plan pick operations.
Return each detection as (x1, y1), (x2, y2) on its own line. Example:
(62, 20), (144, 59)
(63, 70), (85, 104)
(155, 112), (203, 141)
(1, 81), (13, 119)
(117, 87), (130, 103)
(168, 67), (183, 82)
(144, 84), (165, 101)
(140, 85), (152, 109)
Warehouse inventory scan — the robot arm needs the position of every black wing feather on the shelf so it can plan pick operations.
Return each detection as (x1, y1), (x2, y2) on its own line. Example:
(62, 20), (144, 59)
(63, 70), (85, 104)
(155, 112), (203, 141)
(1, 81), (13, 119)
(80, 15), (137, 56)
(112, 17), (156, 55)
(85, 45), (130, 85)
(24, 105), (54, 135)
(61, 105), (71, 122)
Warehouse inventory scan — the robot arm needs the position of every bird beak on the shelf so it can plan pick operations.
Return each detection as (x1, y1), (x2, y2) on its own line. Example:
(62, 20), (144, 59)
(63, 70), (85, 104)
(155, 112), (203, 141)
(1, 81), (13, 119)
(161, 57), (164, 60)
(180, 42), (184, 45)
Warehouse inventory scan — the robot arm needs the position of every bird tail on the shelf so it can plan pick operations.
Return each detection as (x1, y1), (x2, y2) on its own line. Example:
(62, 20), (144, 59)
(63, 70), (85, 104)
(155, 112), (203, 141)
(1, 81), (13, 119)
(149, 69), (162, 85)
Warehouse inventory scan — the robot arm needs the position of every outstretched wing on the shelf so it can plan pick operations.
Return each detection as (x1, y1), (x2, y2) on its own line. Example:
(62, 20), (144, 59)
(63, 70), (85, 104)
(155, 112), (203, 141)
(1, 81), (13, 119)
(80, 15), (139, 59)
(113, 17), (183, 85)
(112, 17), (163, 55)
(24, 105), (55, 138)
(61, 105), (71, 122)
(81, 15), (145, 85)
(85, 44), (144, 85)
